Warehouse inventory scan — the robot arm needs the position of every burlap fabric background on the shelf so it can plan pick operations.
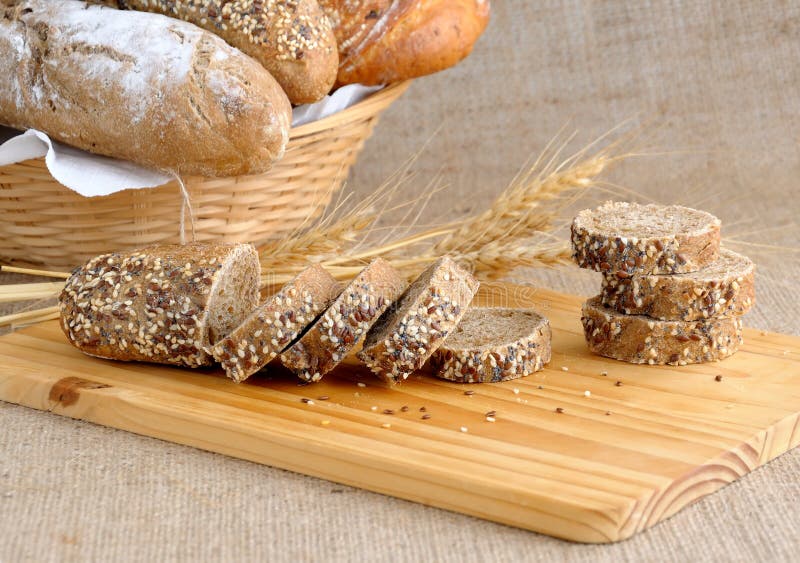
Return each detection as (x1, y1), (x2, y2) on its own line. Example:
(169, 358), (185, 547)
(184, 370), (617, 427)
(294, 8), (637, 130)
(2, 1), (799, 560)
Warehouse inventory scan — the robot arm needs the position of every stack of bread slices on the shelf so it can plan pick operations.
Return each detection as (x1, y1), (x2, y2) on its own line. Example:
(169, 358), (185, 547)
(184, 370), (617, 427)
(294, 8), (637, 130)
(59, 243), (552, 385)
(571, 202), (755, 365)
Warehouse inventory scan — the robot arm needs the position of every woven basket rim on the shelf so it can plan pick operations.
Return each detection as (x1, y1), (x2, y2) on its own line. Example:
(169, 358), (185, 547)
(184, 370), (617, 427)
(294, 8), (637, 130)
(289, 81), (411, 138)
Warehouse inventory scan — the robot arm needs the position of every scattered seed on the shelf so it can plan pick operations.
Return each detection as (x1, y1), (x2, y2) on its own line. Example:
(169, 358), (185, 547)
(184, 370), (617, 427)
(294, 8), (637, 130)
(357, 382), (366, 388)
(320, 420), (330, 426)
(555, 407), (565, 414)
(370, 406), (378, 411)
(301, 398), (314, 405)
(584, 390), (591, 398)
(485, 410), (497, 417)
(421, 414), (431, 420)
(537, 385), (543, 389)
(381, 423), (391, 429)
(464, 390), (475, 396)
(615, 381), (623, 387)
(460, 426), (468, 433)
(318, 395), (329, 401)
(485, 416), (496, 423)
(605, 411), (612, 416)
(715, 375), (723, 382)
(561, 366), (569, 372)
(600, 371), (608, 376)
(419, 406), (427, 412)
(383, 409), (395, 415)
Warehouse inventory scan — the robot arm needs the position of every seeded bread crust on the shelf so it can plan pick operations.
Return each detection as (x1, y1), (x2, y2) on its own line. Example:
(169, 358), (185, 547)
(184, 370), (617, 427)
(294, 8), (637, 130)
(581, 296), (742, 365)
(601, 248), (755, 321)
(59, 243), (260, 368)
(571, 202), (721, 275)
(430, 308), (551, 383)
(281, 258), (406, 382)
(358, 256), (479, 384)
(211, 264), (339, 383)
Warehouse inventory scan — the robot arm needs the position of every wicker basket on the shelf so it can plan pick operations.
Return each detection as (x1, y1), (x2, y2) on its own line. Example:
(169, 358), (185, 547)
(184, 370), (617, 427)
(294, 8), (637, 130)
(0, 82), (410, 269)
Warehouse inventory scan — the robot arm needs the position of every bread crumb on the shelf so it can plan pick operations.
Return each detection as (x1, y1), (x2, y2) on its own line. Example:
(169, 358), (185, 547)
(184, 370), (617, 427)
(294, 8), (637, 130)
(460, 426), (468, 433)
(584, 390), (591, 398)
(381, 423), (391, 429)
(357, 382), (367, 387)
(320, 420), (330, 426)
(561, 366), (569, 372)
(370, 406), (378, 411)
(512, 388), (520, 395)
(485, 416), (496, 423)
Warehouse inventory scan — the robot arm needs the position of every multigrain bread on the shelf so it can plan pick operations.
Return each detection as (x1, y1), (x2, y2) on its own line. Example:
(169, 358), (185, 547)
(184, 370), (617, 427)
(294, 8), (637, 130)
(106, 0), (338, 103)
(358, 256), (479, 384)
(211, 264), (339, 383)
(571, 202), (721, 275)
(601, 248), (755, 321)
(281, 258), (406, 382)
(430, 308), (551, 383)
(59, 243), (260, 368)
(581, 296), (742, 365)
(0, 0), (291, 176)
(319, 0), (490, 86)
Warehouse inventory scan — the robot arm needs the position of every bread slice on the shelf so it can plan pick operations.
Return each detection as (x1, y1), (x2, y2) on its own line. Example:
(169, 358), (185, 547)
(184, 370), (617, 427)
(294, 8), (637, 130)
(430, 308), (551, 383)
(601, 248), (755, 321)
(59, 243), (260, 367)
(211, 264), (340, 383)
(571, 201), (721, 275)
(358, 256), (479, 384)
(281, 258), (406, 382)
(581, 296), (742, 365)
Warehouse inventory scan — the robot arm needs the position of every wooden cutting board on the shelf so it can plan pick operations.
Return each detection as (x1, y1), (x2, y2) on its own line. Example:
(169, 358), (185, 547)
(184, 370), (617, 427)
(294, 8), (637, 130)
(1, 283), (798, 543)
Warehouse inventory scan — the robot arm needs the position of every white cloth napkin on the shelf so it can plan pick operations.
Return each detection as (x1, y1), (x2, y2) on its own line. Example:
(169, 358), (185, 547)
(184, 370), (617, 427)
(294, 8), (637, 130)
(0, 84), (383, 198)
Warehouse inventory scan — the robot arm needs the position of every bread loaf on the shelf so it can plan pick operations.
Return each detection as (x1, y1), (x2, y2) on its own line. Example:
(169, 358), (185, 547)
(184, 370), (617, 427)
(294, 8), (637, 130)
(0, 0), (291, 176)
(431, 308), (551, 383)
(106, 0), (338, 104)
(211, 264), (340, 383)
(319, 0), (490, 86)
(358, 256), (479, 384)
(601, 248), (755, 321)
(281, 258), (406, 382)
(571, 202), (721, 275)
(59, 243), (261, 367)
(581, 296), (742, 365)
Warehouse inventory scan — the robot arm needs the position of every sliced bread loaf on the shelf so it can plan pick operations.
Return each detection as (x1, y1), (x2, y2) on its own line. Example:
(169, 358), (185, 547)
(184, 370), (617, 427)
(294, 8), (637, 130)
(581, 296), (742, 365)
(211, 264), (340, 383)
(281, 258), (406, 382)
(601, 248), (755, 321)
(571, 201), (721, 275)
(358, 256), (479, 384)
(430, 308), (551, 383)
(59, 243), (260, 367)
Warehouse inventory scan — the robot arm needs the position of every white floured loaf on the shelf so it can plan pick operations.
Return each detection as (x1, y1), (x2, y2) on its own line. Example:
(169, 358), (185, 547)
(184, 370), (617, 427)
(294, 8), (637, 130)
(430, 307), (551, 383)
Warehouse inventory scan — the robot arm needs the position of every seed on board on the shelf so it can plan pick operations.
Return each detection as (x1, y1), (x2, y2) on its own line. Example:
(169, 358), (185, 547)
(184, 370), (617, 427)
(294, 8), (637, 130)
(357, 382), (366, 388)
(615, 381), (623, 387)
(381, 423), (392, 429)
(421, 414), (431, 420)
(600, 371), (608, 376)
(561, 366), (569, 372)
(485, 416), (496, 423)
(605, 411), (612, 416)
(584, 390), (591, 398)
(485, 410), (497, 417)
(400, 405), (409, 412)
(301, 398), (314, 405)
(383, 409), (395, 415)
(512, 388), (520, 395)
(460, 426), (469, 433)
(715, 375), (723, 382)
(555, 407), (565, 414)
(318, 396), (330, 401)
(320, 420), (331, 426)
(419, 406), (427, 412)
(464, 390), (475, 396)
(370, 406), (378, 411)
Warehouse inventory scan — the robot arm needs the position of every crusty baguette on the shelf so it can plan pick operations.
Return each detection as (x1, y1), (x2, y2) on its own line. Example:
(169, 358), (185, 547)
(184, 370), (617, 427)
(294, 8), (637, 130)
(358, 256), (479, 384)
(581, 296), (742, 365)
(571, 202), (721, 275)
(0, 0), (291, 176)
(601, 248), (755, 321)
(281, 258), (406, 382)
(430, 308), (551, 383)
(319, 0), (490, 86)
(211, 264), (340, 383)
(59, 243), (260, 368)
(105, 0), (338, 104)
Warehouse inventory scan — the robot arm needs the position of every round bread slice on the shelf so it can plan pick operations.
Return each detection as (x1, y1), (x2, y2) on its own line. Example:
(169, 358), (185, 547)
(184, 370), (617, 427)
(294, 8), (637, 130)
(430, 308), (551, 383)
(59, 242), (260, 368)
(571, 201), (721, 275)
(358, 256), (480, 384)
(281, 258), (407, 383)
(211, 264), (340, 383)
(581, 296), (742, 365)
(601, 248), (755, 321)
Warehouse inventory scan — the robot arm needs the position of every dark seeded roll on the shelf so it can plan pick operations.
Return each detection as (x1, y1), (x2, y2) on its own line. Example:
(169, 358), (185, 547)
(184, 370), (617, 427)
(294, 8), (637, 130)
(581, 296), (742, 365)
(571, 201), (721, 275)
(358, 256), (479, 384)
(601, 248), (755, 321)
(211, 264), (340, 383)
(59, 243), (260, 368)
(430, 308), (551, 383)
(281, 258), (406, 383)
